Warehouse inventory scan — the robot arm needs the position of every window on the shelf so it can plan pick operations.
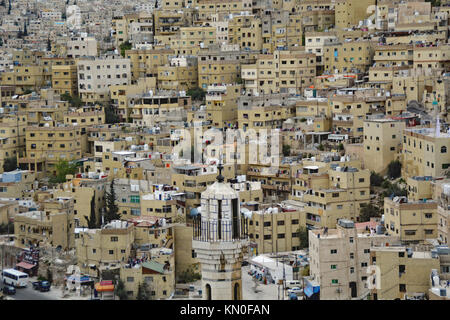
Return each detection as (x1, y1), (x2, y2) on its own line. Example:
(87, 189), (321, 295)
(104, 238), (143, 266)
(331, 279), (338, 284)
(111, 236), (118, 242)
(277, 221), (285, 226)
(264, 235), (272, 240)
(292, 219), (299, 224)
(130, 195), (140, 203)
(349, 237), (354, 243)
(330, 249), (337, 254)
(425, 213), (433, 219)
(361, 262), (368, 267)
(350, 253), (354, 259)
(399, 284), (406, 292)
(127, 277), (134, 282)
(331, 264), (337, 269)
(109, 250), (114, 254)
(278, 233), (285, 239)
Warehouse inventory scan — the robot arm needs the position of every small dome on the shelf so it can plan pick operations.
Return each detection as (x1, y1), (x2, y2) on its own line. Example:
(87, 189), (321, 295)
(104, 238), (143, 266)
(201, 181), (238, 200)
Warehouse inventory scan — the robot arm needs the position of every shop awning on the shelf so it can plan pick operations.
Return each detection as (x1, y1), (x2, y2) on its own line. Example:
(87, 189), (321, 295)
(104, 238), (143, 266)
(16, 261), (36, 269)
(95, 280), (114, 292)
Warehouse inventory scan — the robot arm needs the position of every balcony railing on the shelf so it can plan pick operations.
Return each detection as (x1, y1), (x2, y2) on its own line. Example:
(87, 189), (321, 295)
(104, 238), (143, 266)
(192, 217), (248, 242)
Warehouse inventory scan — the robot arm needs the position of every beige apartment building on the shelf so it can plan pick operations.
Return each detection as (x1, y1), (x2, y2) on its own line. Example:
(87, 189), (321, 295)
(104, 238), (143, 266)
(76, 220), (135, 277)
(120, 258), (175, 300)
(51, 64), (78, 97)
(309, 219), (399, 300)
(433, 179), (449, 246)
(402, 127), (450, 179)
(67, 36), (98, 58)
(323, 39), (375, 74)
(197, 47), (257, 89)
(248, 204), (305, 254)
(363, 118), (405, 174)
(156, 56), (198, 91)
(196, 0), (252, 21)
(241, 50), (316, 95)
(384, 196), (438, 244)
(171, 26), (217, 56)
(125, 47), (174, 81)
(0, 200), (19, 225)
(110, 77), (157, 121)
(303, 165), (371, 229)
(227, 14), (262, 51)
(370, 246), (440, 300)
(14, 197), (75, 250)
(335, 0), (376, 29)
(22, 124), (82, 175)
(54, 173), (108, 228)
(407, 176), (433, 202)
(204, 84), (242, 128)
(0, 170), (36, 199)
(77, 56), (131, 104)
(0, 112), (27, 173)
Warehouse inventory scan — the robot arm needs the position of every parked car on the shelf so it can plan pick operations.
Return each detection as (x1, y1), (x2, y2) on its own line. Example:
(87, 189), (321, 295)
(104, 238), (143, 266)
(287, 287), (303, 295)
(32, 280), (51, 292)
(2, 285), (16, 295)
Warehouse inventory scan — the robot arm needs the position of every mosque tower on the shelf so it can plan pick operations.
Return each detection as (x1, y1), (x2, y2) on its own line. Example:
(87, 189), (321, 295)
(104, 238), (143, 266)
(192, 162), (249, 300)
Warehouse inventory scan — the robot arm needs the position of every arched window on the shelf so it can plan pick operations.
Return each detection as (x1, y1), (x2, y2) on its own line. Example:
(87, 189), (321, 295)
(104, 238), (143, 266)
(205, 283), (212, 300)
(234, 283), (240, 300)
(441, 146), (447, 153)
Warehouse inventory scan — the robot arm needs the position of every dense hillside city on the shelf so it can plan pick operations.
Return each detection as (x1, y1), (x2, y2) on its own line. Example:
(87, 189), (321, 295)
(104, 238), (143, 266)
(0, 0), (449, 302)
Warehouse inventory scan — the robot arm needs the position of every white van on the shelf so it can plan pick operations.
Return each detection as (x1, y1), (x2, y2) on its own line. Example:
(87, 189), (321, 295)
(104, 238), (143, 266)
(285, 280), (301, 289)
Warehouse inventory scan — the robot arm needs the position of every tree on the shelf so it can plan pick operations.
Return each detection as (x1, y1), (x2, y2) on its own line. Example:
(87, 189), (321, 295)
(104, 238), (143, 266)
(387, 160), (402, 179)
(60, 93), (83, 109)
(49, 160), (79, 184)
(338, 143), (344, 151)
(46, 268), (53, 285)
(23, 22), (27, 37)
(186, 87), (206, 102)
(119, 41), (132, 58)
(105, 105), (119, 124)
(105, 179), (120, 223)
(370, 171), (384, 187)
(136, 282), (151, 300)
(359, 203), (381, 222)
(0, 222), (14, 234)
(115, 279), (128, 300)
(84, 192), (98, 229)
(297, 226), (309, 248)
(3, 156), (17, 172)
(317, 144), (324, 151)
(47, 38), (51, 52)
(302, 265), (310, 277)
(282, 144), (291, 157)
(8, 0), (11, 15)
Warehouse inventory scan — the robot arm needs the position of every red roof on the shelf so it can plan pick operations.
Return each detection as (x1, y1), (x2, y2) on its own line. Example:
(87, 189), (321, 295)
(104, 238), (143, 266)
(16, 261), (36, 269)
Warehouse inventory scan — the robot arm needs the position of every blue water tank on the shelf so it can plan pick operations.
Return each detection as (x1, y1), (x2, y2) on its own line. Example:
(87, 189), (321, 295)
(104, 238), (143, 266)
(189, 207), (199, 218)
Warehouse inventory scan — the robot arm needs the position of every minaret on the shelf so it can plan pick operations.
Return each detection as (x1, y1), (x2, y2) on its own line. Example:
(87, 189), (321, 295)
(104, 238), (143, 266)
(192, 162), (248, 300)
